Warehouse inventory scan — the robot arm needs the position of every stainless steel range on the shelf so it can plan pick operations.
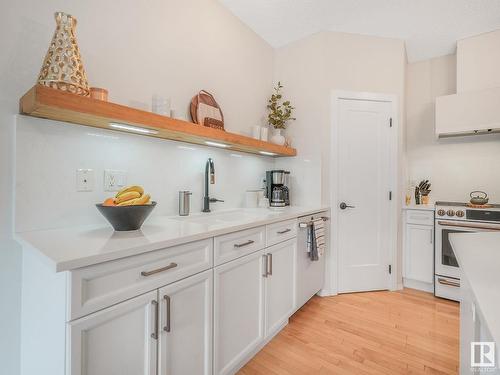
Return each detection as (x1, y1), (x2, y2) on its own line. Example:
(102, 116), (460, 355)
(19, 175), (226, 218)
(434, 201), (500, 301)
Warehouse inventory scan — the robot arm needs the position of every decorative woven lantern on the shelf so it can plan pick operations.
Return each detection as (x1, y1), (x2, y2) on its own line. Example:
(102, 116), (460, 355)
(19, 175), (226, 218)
(37, 12), (90, 96)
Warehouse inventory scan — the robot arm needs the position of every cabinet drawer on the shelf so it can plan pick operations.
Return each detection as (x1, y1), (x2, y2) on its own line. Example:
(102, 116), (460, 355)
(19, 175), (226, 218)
(69, 238), (213, 321)
(214, 226), (266, 266)
(266, 219), (298, 246)
(406, 210), (434, 225)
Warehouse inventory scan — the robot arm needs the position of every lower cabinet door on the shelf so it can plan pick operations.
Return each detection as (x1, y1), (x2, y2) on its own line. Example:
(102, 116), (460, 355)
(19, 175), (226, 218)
(265, 238), (296, 336)
(405, 224), (434, 283)
(158, 270), (213, 375)
(67, 290), (158, 375)
(214, 250), (266, 375)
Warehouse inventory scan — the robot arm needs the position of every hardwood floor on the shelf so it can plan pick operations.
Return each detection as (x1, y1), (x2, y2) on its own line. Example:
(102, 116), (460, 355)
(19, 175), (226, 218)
(238, 288), (459, 375)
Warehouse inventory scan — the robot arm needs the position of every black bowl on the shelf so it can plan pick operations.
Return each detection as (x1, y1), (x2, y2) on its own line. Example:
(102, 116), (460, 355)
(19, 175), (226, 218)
(96, 202), (156, 231)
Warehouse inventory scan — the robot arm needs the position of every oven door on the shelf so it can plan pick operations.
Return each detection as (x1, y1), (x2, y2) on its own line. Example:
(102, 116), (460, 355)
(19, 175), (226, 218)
(435, 220), (500, 279)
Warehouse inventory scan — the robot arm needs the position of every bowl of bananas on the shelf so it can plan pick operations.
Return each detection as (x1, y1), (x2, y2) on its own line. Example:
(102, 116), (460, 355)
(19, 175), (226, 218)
(96, 185), (156, 231)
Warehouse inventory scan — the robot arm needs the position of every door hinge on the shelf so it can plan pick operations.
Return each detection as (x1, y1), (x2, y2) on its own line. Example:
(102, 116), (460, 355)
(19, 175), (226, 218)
(388, 265), (392, 274)
(389, 118), (393, 127)
(389, 191), (392, 200)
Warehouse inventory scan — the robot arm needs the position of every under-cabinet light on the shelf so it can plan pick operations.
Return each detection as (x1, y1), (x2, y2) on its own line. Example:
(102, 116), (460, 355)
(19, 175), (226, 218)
(205, 141), (229, 148)
(259, 151), (277, 156)
(109, 123), (159, 135)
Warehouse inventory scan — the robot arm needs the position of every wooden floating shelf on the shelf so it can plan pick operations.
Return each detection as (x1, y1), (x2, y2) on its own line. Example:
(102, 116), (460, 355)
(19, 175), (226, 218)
(19, 85), (297, 157)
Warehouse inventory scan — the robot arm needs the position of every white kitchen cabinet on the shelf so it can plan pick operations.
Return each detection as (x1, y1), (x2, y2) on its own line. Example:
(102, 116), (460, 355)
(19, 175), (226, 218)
(213, 250), (266, 375)
(158, 270), (213, 375)
(403, 209), (434, 292)
(67, 290), (158, 375)
(264, 239), (296, 337)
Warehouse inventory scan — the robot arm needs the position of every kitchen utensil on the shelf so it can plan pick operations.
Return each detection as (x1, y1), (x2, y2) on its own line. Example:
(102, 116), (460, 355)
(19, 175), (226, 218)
(96, 202), (156, 231)
(179, 191), (192, 216)
(470, 191), (489, 205)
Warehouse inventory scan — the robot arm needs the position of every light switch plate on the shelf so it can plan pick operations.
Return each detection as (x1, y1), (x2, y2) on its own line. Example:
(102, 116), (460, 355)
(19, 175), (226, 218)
(104, 170), (128, 191)
(76, 169), (94, 192)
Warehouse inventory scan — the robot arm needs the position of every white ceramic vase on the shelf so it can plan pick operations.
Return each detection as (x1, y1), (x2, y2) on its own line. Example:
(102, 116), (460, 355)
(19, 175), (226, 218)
(270, 128), (285, 145)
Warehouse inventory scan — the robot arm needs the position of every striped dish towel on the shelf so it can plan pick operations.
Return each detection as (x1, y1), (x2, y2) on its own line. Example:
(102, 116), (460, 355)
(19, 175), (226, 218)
(312, 218), (326, 257)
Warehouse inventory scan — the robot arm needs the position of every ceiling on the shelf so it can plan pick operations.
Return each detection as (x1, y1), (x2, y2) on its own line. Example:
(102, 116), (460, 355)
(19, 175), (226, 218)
(220, 0), (500, 62)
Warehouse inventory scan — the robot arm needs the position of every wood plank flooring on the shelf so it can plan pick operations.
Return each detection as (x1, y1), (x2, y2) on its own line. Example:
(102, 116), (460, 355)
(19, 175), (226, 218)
(238, 288), (459, 375)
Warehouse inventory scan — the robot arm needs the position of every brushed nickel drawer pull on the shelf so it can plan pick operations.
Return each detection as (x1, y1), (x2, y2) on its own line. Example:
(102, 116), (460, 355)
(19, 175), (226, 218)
(262, 254), (268, 277)
(437, 278), (460, 288)
(151, 300), (159, 340)
(267, 253), (273, 276)
(163, 295), (171, 333)
(277, 228), (292, 234)
(141, 262), (178, 277)
(234, 240), (255, 248)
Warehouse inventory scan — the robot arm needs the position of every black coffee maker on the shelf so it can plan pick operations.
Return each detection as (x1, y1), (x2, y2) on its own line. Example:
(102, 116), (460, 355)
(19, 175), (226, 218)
(265, 170), (290, 207)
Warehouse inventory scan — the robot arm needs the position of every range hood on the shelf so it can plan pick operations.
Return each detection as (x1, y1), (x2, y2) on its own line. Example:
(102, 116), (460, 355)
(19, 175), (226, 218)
(435, 30), (500, 138)
(435, 86), (500, 138)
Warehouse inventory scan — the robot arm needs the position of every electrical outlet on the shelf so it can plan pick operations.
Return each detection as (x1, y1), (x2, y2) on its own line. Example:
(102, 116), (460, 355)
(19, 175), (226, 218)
(104, 170), (128, 191)
(76, 169), (94, 192)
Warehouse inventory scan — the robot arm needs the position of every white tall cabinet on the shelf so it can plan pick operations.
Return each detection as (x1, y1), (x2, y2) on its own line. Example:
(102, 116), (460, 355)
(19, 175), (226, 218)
(403, 207), (435, 292)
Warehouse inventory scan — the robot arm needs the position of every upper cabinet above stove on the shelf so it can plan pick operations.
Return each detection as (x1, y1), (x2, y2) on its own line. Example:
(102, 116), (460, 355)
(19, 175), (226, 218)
(435, 30), (500, 138)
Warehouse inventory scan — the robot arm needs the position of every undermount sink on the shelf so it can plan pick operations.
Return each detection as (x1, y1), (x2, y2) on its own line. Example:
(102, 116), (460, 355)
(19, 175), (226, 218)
(171, 209), (266, 225)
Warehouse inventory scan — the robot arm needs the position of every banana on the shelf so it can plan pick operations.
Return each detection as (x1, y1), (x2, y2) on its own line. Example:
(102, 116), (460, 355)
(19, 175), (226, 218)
(116, 185), (144, 199)
(117, 194), (151, 206)
(114, 191), (141, 204)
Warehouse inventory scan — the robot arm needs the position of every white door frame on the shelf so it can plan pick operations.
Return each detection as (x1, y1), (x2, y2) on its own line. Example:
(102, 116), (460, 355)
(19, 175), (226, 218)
(327, 90), (399, 295)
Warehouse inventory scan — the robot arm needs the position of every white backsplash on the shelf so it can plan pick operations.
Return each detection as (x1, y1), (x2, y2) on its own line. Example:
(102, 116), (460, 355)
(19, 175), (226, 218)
(15, 115), (276, 232)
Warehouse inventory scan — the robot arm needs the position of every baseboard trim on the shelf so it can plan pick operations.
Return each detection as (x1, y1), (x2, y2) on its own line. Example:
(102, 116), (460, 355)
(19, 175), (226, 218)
(403, 278), (434, 293)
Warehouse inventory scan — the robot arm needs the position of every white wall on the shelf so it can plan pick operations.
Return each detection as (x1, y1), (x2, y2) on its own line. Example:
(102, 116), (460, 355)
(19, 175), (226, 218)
(273, 31), (407, 290)
(0, 0), (274, 372)
(457, 29), (500, 93)
(15, 116), (273, 232)
(406, 54), (500, 202)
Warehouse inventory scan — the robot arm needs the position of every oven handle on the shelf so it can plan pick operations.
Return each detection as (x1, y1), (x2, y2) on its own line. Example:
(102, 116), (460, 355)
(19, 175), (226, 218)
(437, 220), (500, 231)
(437, 277), (460, 288)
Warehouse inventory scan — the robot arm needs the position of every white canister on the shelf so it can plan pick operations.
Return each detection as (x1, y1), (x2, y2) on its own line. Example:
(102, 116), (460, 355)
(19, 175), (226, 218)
(152, 95), (171, 116)
(245, 190), (259, 208)
(251, 125), (261, 139)
(260, 127), (269, 141)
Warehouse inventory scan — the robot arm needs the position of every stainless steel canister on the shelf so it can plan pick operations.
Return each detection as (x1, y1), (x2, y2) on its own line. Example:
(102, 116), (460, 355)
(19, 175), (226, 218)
(179, 191), (192, 216)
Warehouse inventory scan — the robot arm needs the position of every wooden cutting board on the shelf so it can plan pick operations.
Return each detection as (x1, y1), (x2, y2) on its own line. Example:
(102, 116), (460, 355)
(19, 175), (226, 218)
(190, 90), (225, 130)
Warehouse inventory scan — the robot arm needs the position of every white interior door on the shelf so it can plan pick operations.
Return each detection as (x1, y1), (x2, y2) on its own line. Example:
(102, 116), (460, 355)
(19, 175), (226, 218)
(336, 98), (392, 293)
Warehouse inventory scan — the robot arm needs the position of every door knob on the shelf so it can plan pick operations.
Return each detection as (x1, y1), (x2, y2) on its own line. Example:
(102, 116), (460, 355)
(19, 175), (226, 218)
(340, 202), (355, 210)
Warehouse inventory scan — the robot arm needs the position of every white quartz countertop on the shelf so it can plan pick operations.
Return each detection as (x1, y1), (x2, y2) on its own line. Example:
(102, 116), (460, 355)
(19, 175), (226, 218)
(450, 232), (500, 346)
(16, 206), (329, 272)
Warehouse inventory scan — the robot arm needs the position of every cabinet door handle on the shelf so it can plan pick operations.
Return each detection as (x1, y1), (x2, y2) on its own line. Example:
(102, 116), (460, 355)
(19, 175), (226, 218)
(141, 262), (178, 277)
(151, 300), (159, 340)
(267, 253), (273, 276)
(277, 228), (292, 234)
(234, 240), (254, 248)
(163, 295), (171, 333)
(430, 229), (433, 244)
(262, 254), (268, 277)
